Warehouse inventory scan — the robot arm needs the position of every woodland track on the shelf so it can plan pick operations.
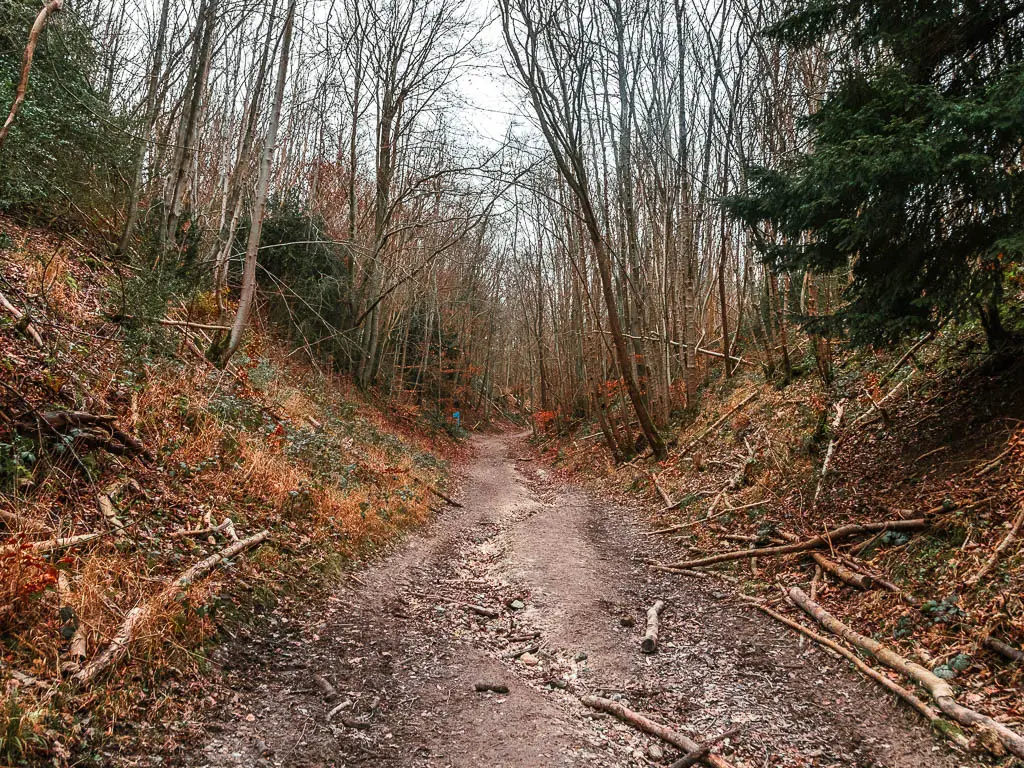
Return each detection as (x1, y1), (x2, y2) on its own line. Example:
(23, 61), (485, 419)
(182, 433), (969, 768)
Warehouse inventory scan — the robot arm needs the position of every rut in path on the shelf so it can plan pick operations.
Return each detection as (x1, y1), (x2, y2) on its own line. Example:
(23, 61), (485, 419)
(187, 434), (969, 768)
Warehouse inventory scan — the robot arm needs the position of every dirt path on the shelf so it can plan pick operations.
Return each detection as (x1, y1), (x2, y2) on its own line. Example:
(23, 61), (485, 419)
(184, 434), (970, 768)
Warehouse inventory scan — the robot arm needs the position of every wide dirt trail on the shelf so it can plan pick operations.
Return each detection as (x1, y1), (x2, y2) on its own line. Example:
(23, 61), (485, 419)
(188, 434), (968, 768)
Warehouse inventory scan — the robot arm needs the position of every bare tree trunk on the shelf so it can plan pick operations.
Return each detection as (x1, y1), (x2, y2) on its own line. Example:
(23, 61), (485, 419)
(115, 0), (171, 257)
(160, 0), (217, 252)
(218, 0), (298, 366)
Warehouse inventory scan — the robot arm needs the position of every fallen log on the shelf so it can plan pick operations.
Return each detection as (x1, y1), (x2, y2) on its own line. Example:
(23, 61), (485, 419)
(665, 518), (928, 570)
(675, 392), (758, 459)
(850, 370), (916, 429)
(777, 531), (874, 590)
(314, 674), (339, 702)
(96, 493), (125, 538)
(474, 681), (509, 693)
(787, 586), (1024, 759)
(169, 517), (237, 541)
(745, 599), (968, 749)
(74, 530), (269, 684)
(0, 530), (106, 556)
(878, 331), (935, 386)
(811, 552), (874, 590)
(649, 473), (675, 508)
(504, 643), (539, 660)
(579, 695), (736, 768)
(641, 600), (665, 653)
(0, 289), (44, 346)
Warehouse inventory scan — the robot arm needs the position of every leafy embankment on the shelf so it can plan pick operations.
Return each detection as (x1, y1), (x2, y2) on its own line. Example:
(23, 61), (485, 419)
(0, 215), (462, 764)
(536, 334), (1023, 760)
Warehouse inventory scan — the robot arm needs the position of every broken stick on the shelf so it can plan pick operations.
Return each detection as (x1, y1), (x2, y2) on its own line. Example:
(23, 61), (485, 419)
(811, 400), (846, 508)
(984, 637), (1024, 664)
(415, 478), (463, 508)
(778, 531), (874, 590)
(641, 600), (665, 653)
(675, 392), (758, 459)
(579, 695), (737, 768)
(965, 504), (1024, 587)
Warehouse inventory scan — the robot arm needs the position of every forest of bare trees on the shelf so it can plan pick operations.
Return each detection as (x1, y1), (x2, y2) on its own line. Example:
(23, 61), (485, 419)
(0, 0), (854, 457)
(3, 0), (1023, 762)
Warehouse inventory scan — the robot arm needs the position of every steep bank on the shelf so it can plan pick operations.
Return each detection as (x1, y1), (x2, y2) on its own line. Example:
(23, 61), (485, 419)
(534, 335), (1024, 762)
(0, 215), (462, 764)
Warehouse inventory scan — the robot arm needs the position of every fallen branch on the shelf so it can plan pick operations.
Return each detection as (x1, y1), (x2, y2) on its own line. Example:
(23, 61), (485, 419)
(0, 530), (105, 556)
(974, 446), (1013, 478)
(649, 473), (674, 508)
(965, 504), (1024, 587)
(811, 552), (874, 590)
(474, 681), (509, 693)
(778, 530), (874, 590)
(74, 530), (269, 684)
(504, 643), (539, 659)
(466, 604), (500, 619)
(314, 674), (339, 702)
(169, 517), (237, 541)
(641, 600), (665, 653)
(675, 392), (758, 459)
(746, 599), (968, 748)
(788, 586), (1024, 758)
(579, 695), (737, 768)
(669, 727), (743, 768)
(109, 314), (232, 332)
(665, 518), (928, 570)
(850, 370), (916, 429)
(96, 492), (125, 539)
(879, 331), (935, 386)
(0, 289), (43, 346)
(984, 637), (1024, 664)
(415, 478), (463, 508)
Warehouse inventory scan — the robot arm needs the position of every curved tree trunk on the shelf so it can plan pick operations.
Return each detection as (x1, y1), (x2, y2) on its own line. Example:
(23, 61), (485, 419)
(0, 0), (64, 154)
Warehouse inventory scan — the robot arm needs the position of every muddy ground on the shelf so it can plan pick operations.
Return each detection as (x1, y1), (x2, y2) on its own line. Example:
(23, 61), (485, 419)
(174, 434), (973, 768)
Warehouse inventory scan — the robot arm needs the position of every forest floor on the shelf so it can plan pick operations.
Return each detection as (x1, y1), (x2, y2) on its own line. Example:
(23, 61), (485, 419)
(175, 433), (969, 768)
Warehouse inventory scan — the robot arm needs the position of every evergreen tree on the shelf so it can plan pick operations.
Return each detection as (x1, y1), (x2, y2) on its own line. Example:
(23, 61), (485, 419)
(728, 0), (1024, 349)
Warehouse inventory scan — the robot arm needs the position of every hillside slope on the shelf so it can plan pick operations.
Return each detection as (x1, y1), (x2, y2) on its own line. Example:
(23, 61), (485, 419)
(536, 334), (1024, 760)
(0, 216), (463, 764)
